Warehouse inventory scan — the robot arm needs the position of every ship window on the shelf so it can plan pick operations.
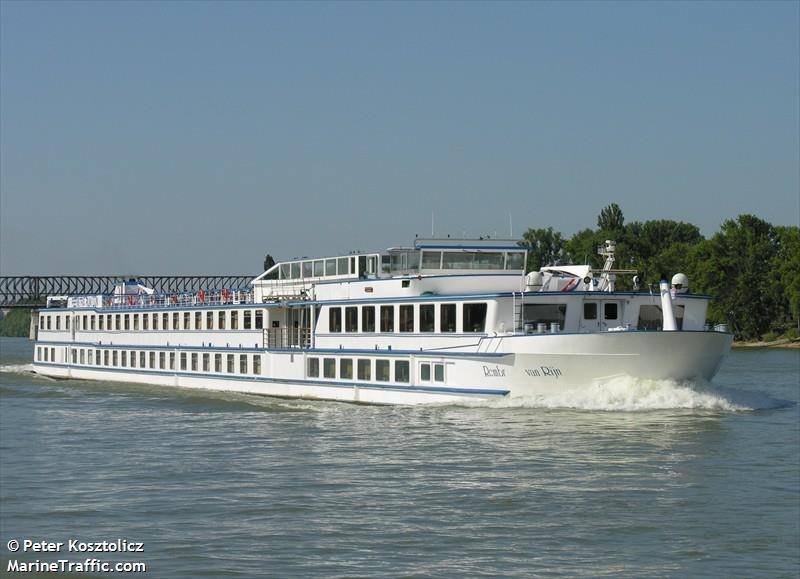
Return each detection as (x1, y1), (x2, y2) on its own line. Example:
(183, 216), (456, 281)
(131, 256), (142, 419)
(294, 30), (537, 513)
(98, 316), (104, 330)
(142, 315), (148, 330)
(113, 351), (118, 366)
(422, 251), (442, 269)
(183, 312), (190, 330)
(329, 308), (342, 332)
(584, 303), (597, 320)
(440, 304), (456, 332)
(44, 315), (49, 330)
(395, 360), (409, 383)
(180, 353), (187, 370)
(279, 263), (290, 280)
(434, 363), (444, 382)
(420, 363), (431, 381)
(323, 358), (336, 378)
(239, 355), (247, 374)
(78, 349), (84, 364)
(218, 311), (226, 330)
(121, 351), (127, 366)
(131, 351), (137, 367)
(637, 305), (684, 330)
(345, 307), (358, 332)
(255, 310), (264, 329)
(104, 351), (110, 365)
(200, 353), (208, 372)
(523, 304), (566, 329)
(362, 306), (375, 332)
(340, 358), (353, 380)
(358, 359), (371, 380)
(463, 303), (488, 332)
(214, 354), (222, 372)
(442, 251), (503, 270)
(401, 280), (410, 288)
(150, 313), (157, 330)
(325, 259), (337, 276)
(380, 306), (394, 332)
(162, 313), (168, 330)
(195, 311), (202, 330)
(133, 314), (139, 331)
(171, 313), (178, 330)
(506, 251), (526, 270)
(123, 315), (129, 330)
(227, 354), (234, 373)
(36, 347), (40, 361)
(88, 350), (93, 364)
(206, 311), (213, 330)
(150, 352), (155, 369)
(253, 355), (261, 375)
(43, 348), (48, 361)
(291, 262), (301, 279)
(399, 305), (414, 332)
(308, 358), (319, 378)
(420, 305), (435, 332)
(244, 311), (252, 329)
(231, 311), (239, 330)
(83, 315), (88, 329)
(376, 360), (390, 382)
(313, 260), (324, 277)
(96, 349), (101, 365)
(192, 353), (198, 371)
(56, 316), (62, 330)
(140, 351), (145, 367)
(337, 257), (349, 275)
(302, 262), (312, 278)
(604, 303), (618, 320)
(169, 352), (175, 370)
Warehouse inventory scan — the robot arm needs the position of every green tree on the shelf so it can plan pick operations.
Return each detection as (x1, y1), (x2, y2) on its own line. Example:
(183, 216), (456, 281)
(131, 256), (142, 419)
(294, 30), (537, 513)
(597, 203), (625, 232)
(623, 220), (703, 285)
(263, 254), (276, 272)
(0, 309), (31, 337)
(520, 227), (566, 272)
(773, 225), (800, 331)
(688, 215), (780, 340)
(564, 228), (604, 267)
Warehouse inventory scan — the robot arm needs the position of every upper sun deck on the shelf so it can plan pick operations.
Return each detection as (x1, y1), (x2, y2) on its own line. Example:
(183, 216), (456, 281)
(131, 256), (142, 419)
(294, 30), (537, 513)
(252, 238), (527, 283)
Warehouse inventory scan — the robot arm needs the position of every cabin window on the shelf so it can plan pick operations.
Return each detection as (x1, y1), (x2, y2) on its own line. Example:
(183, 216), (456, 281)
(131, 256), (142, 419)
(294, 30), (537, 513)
(422, 251), (442, 269)
(214, 354), (222, 372)
(180, 353), (187, 370)
(139, 352), (145, 368)
(78, 350), (83, 364)
(362, 306), (375, 332)
(279, 263), (290, 280)
(150, 352), (156, 369)
(340, 358), (353, 380)
(131, 351), (138, 368)
(302, 262), (312, 278)
(523, 304), (566, 329)
(345, 307), (358, 332)
(291, 262), (300, 279)
(380, 306), (394, 332)
(440, 304), (456, 332)
(434, 363), (445, 382)
(420, 363), (431, 381)
(604, 303), (618, 320)
(171, 313), (178, 330)
(218, 311), (226, 330)
(133, 314), (139, 331)
(326, 259), (337, 276)
(420, 305), (435, 332)
(337, 258), (348, 275)
(505, 251), (526, 270)
(202, 353), (210, 372)
(121, 351), (127, 367)
(98, 316), (104, 330)
(113, 351), (118, 366)
(399, 305), (414, 332)
(43, 348), (48, 362)
(191, 353), (198, 371)
(637, 305), (684, 330)
(253, 355), (261, 375)
(183, 312), (190, 330)
(395, 360), (410, 383)
(313, 260), (324, 277)
(104, 351), (109, 365)
(244, 311), (252, 329)
(44, 315), (49, 330)
(83, 315), (89, 329)
(442, 251), (503, 270)
(376, 360), (390, 382)
(323, 358), (336, 378)
(205, 311), (213, 330)
(96, 349), (101, 365)
(195, 312), (202, 330)
(231, 311), (239, 330)
(157, 352), (164, 369)
(308, 358), (319, 378)
(68, 316), (74, 330)
(357, 359), (371, 380)
(255, 310), (264, 329)
(169, 352), (175, 370)
(227, 354), (235, 373)
(584, 303), (597, 320)
(56, 316), (62, 330)
(88, 350), (93, 365)
(463, 303), (488, 332)
(122, 315), (128, 331)
(142, 315), (149, 330)
(161, 313), (167, 330)
(329, 308), (342, 332)
(239, 355), (247, 374)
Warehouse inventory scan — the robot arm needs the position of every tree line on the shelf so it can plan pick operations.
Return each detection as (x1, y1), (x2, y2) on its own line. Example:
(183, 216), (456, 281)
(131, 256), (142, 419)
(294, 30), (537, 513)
(520, 204), (800, 341)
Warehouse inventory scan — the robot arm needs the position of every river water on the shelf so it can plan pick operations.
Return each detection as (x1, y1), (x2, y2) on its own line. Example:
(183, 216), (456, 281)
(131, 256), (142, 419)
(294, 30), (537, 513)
(1, 337), (798, 578)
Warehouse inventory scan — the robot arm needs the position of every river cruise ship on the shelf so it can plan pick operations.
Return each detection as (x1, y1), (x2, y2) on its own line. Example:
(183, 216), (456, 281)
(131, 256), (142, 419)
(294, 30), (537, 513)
(31, 238), (732, 404)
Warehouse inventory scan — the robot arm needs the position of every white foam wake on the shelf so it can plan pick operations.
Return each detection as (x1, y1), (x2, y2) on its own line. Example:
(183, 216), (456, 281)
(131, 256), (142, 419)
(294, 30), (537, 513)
(468, 376), (784, 412)
(0, 363), (36, 374)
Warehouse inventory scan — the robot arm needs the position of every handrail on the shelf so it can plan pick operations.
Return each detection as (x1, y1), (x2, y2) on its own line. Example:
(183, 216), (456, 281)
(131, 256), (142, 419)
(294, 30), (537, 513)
(264, 327), (311, 349)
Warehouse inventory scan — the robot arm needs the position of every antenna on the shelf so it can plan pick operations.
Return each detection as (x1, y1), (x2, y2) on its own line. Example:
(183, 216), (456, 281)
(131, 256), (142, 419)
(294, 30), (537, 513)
(509, 214), (513, 237)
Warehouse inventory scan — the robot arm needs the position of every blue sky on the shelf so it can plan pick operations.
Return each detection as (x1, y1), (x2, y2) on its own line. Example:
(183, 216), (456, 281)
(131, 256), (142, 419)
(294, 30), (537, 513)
(1, 1), (798, 275)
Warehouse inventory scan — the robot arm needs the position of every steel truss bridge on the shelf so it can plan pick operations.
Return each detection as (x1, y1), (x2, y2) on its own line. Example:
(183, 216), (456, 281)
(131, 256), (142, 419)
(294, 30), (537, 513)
(0, 276), (254, 308)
